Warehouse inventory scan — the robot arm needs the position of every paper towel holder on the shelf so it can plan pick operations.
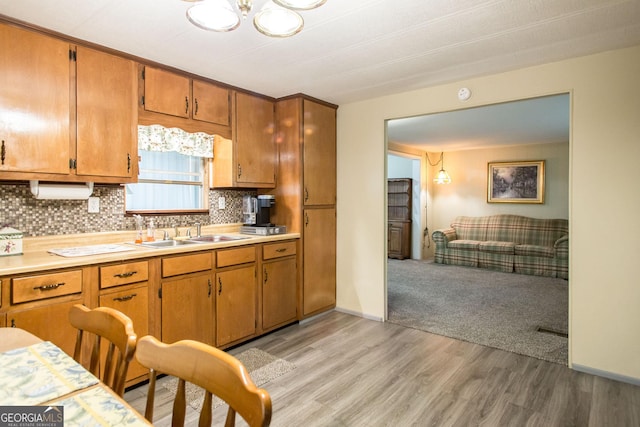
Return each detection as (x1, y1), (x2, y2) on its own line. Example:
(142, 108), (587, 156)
(29, 180), (94, 200)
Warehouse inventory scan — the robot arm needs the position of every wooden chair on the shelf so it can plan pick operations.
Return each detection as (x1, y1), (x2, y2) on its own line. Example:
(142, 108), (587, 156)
(136, 335), (272, 427)
(68, 304), (137, 397)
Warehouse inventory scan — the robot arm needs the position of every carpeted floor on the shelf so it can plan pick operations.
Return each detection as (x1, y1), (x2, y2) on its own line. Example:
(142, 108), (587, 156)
(387, 259), (568, 364)
(159, 348), (296, 411)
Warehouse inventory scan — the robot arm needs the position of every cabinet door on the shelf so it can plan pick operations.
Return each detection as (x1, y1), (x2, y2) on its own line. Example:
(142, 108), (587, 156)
(99, 284), (149, 382)
(0, 24), (71, 174)
(9, 299), (80, 356)
(192, 80), (230, 126)
(303, 208), (336, 315)
(388, 222), (404, 259)
(262, 257), (297, 330)
(161, 273), (213, 345)
(76, 46), (137, 179)
(216, 266), (256, 346)
(303, 99), (336, 206)
(234, 92), (276, 187)
(143, 66), (190, 118)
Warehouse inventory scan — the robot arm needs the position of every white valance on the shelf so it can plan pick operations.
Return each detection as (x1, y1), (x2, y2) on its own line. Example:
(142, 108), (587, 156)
(138, 125), (214, 158)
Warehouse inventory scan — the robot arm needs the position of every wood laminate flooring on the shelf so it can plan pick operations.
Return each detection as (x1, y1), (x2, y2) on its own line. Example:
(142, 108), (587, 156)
(124, 311), (640, 426)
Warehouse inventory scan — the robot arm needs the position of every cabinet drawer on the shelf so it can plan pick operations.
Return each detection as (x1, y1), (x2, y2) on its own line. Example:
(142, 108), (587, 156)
(216, 246), (255, 268)
(263, 241), (297, 260)
(100, 261), (149, 289)
(162, 252), (212, 278)
(12, 270), (83, 304)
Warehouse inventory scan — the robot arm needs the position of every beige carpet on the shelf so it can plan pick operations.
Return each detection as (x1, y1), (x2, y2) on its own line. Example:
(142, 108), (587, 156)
(158, 348), (295, 411)
(388, 259), (568, 365)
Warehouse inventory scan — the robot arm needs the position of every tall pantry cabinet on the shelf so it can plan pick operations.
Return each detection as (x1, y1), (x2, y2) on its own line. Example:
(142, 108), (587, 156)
(270, 96), (337, 317)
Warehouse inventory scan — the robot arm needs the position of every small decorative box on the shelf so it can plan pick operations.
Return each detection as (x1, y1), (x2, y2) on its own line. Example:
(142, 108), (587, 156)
(0, 227), (23, 256)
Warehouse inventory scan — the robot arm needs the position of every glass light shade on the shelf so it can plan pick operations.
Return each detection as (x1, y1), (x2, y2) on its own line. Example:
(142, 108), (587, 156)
(272, 0), (327, 10)
(434, 169), (452, 184)
(254, 1), (303, 37)
(186, 0), (240, 32)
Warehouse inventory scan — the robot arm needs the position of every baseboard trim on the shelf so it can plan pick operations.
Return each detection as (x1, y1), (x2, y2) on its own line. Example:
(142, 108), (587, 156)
(335, 307), (384, 322)
(572, 364), (640, 386)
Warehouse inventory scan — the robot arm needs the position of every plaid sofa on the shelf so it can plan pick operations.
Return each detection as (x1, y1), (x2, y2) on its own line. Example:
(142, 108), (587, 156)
(432, 215), (568, 279)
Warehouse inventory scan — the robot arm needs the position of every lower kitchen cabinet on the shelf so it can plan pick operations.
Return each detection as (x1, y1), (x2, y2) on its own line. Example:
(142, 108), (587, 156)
(303, 208), (336, 316)
(99, 284), (149, 382)
(161, 272), (214, 345)
(215, 265), (256, 347)
(262, 241), (298, 331)
(8, 299), (81, 356)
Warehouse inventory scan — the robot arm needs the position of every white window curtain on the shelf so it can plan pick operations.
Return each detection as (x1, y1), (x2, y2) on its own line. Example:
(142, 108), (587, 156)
(137, 125), (214, 158)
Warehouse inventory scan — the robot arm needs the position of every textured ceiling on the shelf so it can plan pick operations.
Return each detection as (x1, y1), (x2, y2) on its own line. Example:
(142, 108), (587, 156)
(1, 0), (638, 151)
(1, 0), (639, 106)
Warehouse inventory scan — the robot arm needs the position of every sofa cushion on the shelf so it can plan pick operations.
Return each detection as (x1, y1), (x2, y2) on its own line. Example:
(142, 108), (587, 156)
(515, 244), (554, 258)
(448, 240), (480, 250)
(479, 241), (515, 254)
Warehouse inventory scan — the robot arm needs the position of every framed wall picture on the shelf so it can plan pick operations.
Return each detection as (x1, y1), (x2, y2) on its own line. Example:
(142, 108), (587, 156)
(487, 160), (545, 203)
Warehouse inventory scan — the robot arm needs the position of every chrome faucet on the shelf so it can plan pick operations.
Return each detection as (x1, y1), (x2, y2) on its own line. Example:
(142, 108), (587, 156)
(187, 222), (202, 238)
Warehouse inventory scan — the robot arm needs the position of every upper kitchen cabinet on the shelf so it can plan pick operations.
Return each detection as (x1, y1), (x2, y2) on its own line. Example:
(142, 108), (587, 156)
(212, 92), (276, 188)
(140, 66), (231, 138)
(0, 23), (138, 183)
(302, 99), (337, 206)
(76, 46), (137, 180)
(0, 24), (71, 176)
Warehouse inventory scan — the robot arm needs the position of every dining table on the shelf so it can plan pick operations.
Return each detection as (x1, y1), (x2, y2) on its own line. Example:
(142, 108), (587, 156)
(0, 327), (151, 426)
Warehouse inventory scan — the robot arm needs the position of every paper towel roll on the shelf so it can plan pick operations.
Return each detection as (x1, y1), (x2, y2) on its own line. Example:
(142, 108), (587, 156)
(29, 180), (94, 200)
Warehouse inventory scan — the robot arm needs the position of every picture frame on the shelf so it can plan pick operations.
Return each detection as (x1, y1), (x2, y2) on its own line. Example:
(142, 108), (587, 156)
(487, 160), (545, 204)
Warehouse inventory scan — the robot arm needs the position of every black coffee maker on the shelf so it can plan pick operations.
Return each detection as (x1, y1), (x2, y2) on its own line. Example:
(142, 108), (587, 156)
(255, 195), (275, 226)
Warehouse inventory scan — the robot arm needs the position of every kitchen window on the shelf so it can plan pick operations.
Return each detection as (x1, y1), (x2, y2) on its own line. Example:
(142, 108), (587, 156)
(125, 125), (214, 213)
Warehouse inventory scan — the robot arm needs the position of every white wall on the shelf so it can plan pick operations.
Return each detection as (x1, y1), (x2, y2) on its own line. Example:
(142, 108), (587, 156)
(336, 45), (640, 382)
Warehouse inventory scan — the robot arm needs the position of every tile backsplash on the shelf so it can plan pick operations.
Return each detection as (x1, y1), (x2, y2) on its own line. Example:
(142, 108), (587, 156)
(0, 183), (255, 237)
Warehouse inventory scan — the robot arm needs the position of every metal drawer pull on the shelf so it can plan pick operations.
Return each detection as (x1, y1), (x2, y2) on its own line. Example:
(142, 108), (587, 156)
(113, 293), (137, 302)
(34, 282), (65, 291)
(114, 271), (138, 278)
(275, 248), (287, 253)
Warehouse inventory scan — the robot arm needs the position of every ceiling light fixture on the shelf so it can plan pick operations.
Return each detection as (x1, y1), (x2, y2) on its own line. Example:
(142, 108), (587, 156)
(184, 0), (326, 37)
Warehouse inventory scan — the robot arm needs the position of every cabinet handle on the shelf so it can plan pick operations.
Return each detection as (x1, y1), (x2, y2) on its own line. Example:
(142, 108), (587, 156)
(113, 293), (137, 302)
(237, 163), (242, 178)
(263, 268), (268, 284)
(34, 282), (65, 291)
(194, 98), (199, 116)
(304, 187), (309, 202)
(276, 248), (287, 253)
(185, 96), (189, 114)
(114, 271), (137, 278)
(1, 140), (5, 165)
(305, 213), (309, 227)
(127, 153), (131, 173)
(208, 279), (212, 297)
(218, 277), (222, 295)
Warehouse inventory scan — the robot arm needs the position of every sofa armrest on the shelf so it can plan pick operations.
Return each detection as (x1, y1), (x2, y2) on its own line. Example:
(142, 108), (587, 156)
(432, 228), (457, 248)
(554, 235), (568, 248)
(554, 235), (569, 259)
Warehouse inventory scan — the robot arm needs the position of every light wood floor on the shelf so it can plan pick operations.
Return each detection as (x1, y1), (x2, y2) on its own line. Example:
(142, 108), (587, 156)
(124, 311), (640, 426)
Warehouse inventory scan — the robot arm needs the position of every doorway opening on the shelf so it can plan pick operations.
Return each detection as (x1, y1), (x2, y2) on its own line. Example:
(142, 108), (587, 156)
(384, 93), (570, 365)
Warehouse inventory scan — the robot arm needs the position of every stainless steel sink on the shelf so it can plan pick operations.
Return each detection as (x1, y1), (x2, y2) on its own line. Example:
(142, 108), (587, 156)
(138, 239), (199, 248)
(187, 235), (250, 243)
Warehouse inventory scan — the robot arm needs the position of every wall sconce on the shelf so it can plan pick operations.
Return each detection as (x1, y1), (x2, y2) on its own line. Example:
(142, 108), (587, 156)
(428, 152), (452, 184)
